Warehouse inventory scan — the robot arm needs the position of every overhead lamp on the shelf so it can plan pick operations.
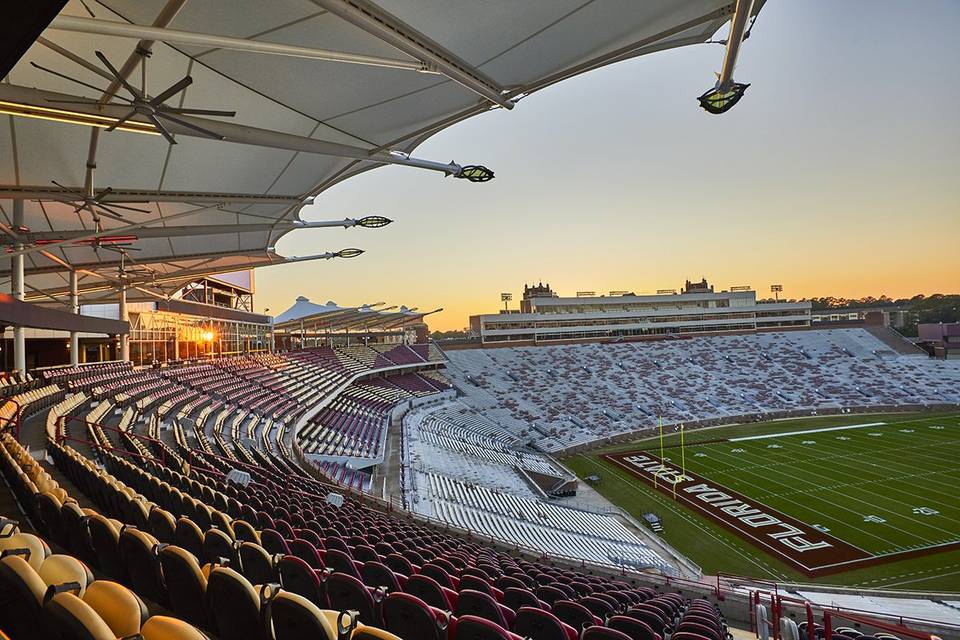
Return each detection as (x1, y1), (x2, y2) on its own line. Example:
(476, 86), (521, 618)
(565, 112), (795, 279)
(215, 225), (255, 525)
(455, 165), (495, 182)
(335, 248), (364, 259)
(0, 100), (160, 136)
(697, 83), (749, 115)
(355, 216), (392, 229)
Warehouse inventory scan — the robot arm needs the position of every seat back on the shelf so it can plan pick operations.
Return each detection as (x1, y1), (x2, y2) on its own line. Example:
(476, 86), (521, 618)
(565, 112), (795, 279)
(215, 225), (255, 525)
(44, 591), (118, 640)
(0, 555), (47, 637)
(455, 589), (511, 628)
(158, 545), (209, 628)
(361, 561), (400, 592)
(278, 555), (326, 608)
(203, 528), (239, 568)
(324, 548), (360, 579)
(82, 580), (148, 638)
(553, 600), (599, 631)
(140, 614), (211, 640)
(381, 591), (447, 640)
(287, 539), (323, 569)
(582, 627), (634, 640)
(239, 542), (276, 585)
(270, 591), (337, 640)
(147, 507), (176, 544)
(325, 571), (379, 625)
(406, 573), (453, 610)
(206, 566), (266, 640)
(514, 606), (578, 640)
(609, 615), (662, 640)
(119, 528), (165, 605)
(452, 614), (520, 640)
(174, 518), (205, 565)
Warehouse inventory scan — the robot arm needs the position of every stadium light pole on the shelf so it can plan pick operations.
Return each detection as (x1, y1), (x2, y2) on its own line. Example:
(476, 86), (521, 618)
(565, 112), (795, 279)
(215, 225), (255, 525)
(698, 0), (754, 114)
(501, 292), (512, 312)
(771, 284), (783, 302)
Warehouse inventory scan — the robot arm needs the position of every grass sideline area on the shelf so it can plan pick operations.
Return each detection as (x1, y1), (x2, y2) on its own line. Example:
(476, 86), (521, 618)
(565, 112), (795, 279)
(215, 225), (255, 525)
(562, 411), (960, 592)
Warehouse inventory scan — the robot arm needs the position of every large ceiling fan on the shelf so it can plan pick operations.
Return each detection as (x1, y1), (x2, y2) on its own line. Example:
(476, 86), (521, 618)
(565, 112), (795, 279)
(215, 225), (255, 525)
(33, 50), (236, 145)
(47, 179), (150, 226)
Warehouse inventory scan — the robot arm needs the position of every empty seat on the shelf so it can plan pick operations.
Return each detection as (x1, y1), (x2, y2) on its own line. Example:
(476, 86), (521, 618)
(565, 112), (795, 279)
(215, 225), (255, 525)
(609, 615), (663, 640)
(406, 573), (456, 611)
(361, 561), (402, 592)
(82, 580), (149, 638)
(140, 615), (211, 640)
(206, 566), (269, 640)
(325, 571), (380, 626)
(455, 589), (514, 629)
(158, 545), (209, 628)
(203, 528), (239, 568)
(174, 518), (205, 565)
(239, 542), (275, 585)
(582, 627), (634, 640)
(381, 592), (448, 640)
(553, 600), (601, 631)
(38, 554), (95, 597)
(452, 615), (524, 640)
(514, 606), (579, 640)
(147, 507), (177, 544)
(503, 587), (542, 612)
(287, 539), (323, 570)
(119, 528), (166, 605)
(278, 555), (326, 609)
(0, 531), (50, 571)
(269, 591), (337, 640)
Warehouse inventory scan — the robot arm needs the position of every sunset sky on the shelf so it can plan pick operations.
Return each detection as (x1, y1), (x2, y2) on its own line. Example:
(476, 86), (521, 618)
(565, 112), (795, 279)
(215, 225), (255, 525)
(257, 0), (960, 331)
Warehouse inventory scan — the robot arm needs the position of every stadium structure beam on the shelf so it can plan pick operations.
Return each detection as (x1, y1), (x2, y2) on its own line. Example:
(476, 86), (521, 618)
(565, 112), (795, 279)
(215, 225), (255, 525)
(2, 218), (389, 244)
(69, 270), (79, 366)
(3, 202), (244, 260)
(308, 0), (513, 109)
(0, 84), (481, 179)
(11, 200), (26, 372)
(22, 251), (343, 300)
(46, 15), (433, 73)
(0, 184), (304, 205)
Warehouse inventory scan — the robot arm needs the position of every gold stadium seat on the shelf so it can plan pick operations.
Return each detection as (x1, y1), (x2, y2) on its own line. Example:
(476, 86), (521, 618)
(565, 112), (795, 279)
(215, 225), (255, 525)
(148, 507), (177, 544)
(81, 580), (149, 638)
(0, 531), (51, 570)
(119, 527), (166, 605)
(38, 554), (95, 597)
(44, 591), (119, 640)
(141, 615), (211, 640)
(158, 545), (210, 629)
(205, 566), (270, 640)
(86, 514), (125, 580)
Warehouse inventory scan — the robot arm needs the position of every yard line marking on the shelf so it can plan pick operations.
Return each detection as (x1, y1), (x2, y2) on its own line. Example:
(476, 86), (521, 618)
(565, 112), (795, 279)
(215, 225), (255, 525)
(729, 423), (887, 441)
(704, 446), (957, 546)
(872, 567), (960, 589)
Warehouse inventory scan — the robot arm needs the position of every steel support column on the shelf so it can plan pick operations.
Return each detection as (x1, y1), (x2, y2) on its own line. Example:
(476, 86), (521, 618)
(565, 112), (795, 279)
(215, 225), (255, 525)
(69, 270), (79, 366)
(119, 285), (129, 362)
(12, 200), (26, 373)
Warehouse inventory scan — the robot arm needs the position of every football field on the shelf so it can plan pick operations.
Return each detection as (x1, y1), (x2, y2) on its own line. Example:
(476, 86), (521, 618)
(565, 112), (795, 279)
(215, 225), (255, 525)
(564, 412), (960, 591)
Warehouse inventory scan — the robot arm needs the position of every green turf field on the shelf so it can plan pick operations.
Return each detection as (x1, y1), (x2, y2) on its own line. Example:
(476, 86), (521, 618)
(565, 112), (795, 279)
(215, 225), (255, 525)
(563, 412), (960, 592)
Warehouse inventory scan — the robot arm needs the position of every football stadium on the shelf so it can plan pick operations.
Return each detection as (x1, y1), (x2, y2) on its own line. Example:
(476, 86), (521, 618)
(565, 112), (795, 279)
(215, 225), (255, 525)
(1, 2), (959, 640)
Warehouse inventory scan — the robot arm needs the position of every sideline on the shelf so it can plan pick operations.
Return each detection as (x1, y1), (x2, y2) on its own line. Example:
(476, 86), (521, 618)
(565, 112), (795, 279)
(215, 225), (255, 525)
(729, 422), (886, 441)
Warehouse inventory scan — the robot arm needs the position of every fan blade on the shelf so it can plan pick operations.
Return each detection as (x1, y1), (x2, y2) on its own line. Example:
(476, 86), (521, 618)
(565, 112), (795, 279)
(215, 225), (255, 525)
(165, 107), (237, 117)
(89, 204), (130, 223)
(44, 98), (101, 105)
(99, 202), (151, 214)
(95, 187), (114, 200)
(94, 51), (142, 99)
(105, 110), (137, 133)
(150, 76), (193, 106)
(50, 180), (85, 197)
(78, 0), (96, 17)
(147, 114), (177, 145)
(157, 112), (225, 140)
(30, 62), (124, 100)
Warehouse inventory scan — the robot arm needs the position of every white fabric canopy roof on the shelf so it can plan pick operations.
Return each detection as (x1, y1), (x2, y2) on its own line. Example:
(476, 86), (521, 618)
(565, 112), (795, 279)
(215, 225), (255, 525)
(1, 0), (763, 303)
